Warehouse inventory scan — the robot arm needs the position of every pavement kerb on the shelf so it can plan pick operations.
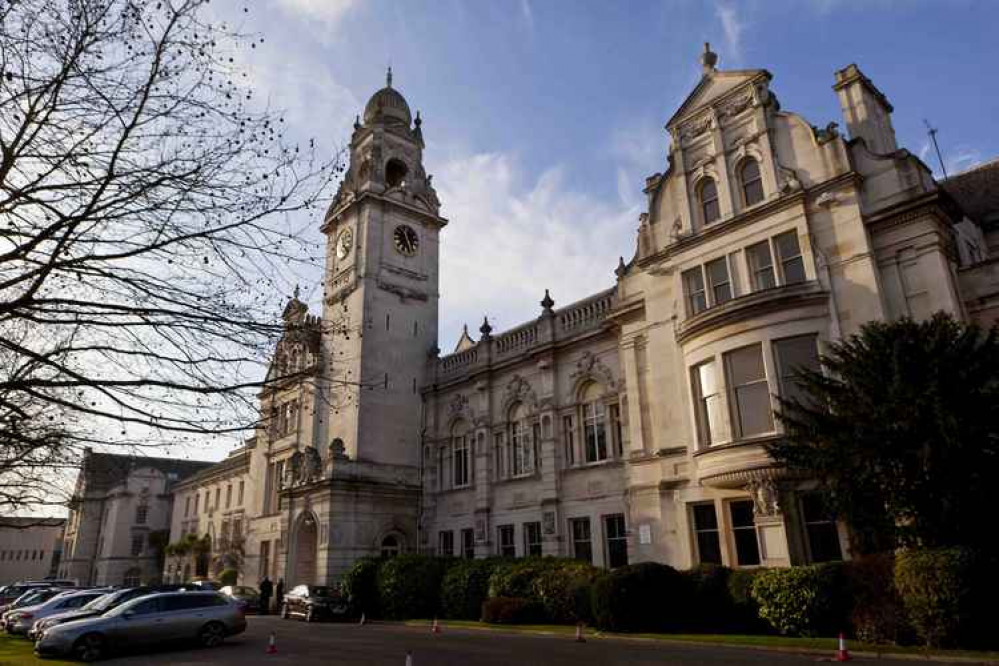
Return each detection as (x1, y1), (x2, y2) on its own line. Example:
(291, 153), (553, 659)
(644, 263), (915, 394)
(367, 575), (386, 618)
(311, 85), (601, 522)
(388, 619), (999, 665)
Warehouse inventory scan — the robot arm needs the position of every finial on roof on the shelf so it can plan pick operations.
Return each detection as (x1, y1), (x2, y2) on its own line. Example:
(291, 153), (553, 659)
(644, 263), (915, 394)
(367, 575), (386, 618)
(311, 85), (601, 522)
(354, 114), (361, 130)
(615, 256), (627, 278)
(414, 110), (422, 127)
(700, 42), (718, 75)
(386, 65), (393, 88)
(479, 316), (493, 339)
(540, 289), (555, 312)
(462, 323), (469, 335)
(293, 284), (301, 300)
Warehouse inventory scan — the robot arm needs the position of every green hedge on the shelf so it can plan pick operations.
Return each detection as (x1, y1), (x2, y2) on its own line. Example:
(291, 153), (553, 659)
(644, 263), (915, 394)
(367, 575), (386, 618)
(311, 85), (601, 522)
(441, 558), (502, 620)
(376, 554), (452, 620)
(751, 562), (849, 636)
(591, 562), (691, 633)
(342, 556), (382, 618)
(846, 554), (911, 645)
(532, 560), (601, 624)
(727, 568), (770, 634)
(482, 597), (545, 624)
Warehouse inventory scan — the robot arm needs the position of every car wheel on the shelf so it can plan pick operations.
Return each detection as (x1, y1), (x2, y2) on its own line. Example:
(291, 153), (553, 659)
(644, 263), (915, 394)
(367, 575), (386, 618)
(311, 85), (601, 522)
(281, 604), (290, 619)
(198, 622), (226, 648)
(73, 633), (106, 662)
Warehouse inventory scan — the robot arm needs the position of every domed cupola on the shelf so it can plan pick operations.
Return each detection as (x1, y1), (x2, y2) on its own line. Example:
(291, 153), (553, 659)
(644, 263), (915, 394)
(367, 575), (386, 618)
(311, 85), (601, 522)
(362, 67), (412, 127)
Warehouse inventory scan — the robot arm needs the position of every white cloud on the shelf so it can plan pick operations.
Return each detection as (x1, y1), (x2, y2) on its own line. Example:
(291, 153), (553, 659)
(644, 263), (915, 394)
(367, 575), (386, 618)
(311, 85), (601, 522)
(434, 152), (639, 351)
(715, 3), (745, 64)
(273, 0), (359, 28)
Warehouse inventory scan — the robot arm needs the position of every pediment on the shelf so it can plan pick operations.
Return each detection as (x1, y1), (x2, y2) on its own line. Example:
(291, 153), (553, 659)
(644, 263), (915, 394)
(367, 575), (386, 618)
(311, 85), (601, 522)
(666, 69), (770, 130)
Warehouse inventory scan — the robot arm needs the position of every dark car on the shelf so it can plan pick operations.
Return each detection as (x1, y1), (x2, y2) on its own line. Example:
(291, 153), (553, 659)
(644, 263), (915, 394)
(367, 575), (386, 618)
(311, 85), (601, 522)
(280, 585), (347, 623)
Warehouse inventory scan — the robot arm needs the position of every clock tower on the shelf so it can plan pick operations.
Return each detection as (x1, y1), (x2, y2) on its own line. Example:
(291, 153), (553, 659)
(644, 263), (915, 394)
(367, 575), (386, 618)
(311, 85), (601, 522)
(320, 69), (446, 468)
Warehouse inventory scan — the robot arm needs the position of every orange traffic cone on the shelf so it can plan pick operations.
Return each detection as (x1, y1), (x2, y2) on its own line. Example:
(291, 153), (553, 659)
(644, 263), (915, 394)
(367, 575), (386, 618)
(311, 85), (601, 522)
(359, 612), (366, 626)
(431, 618), (441, 634)
(266, 632), (277, 654)
(575, 622), (586, 643)
(835, 632), (852, 662)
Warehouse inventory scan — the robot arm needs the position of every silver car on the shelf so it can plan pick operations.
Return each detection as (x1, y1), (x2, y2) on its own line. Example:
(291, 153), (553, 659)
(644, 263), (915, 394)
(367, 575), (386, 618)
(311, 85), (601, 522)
(35, 591), (247, 662)
(6, 590), (109, 636)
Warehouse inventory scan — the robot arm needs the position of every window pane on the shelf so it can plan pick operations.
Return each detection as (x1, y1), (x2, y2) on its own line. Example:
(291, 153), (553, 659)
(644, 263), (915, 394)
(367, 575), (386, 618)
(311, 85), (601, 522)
(774, 335), (821, 406)
(800, 493), (842, 563)
(692, 503), (718, 530)
(605, 514), (628, 568)
(746, 241), (776, 291)
(775, 231), (805, 285)
(725, 345), (773, 438)
(736, 384), (774, 436)
(706, 257), (732, 305)
(692, 504), (722, 565)
(700, 179), (720, 224)
(692, 361), (723, 446)
(741, 160), (764, 207)
(571, 518), (592, 563)
(729, 500), (760, 566)
(683, 268), (707, 315)
(726, 345), (765, 385)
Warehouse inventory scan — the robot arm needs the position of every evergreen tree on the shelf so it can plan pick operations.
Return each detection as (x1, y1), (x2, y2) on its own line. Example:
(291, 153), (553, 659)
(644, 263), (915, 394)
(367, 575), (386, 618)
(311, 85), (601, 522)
(770, 313), (999, 553)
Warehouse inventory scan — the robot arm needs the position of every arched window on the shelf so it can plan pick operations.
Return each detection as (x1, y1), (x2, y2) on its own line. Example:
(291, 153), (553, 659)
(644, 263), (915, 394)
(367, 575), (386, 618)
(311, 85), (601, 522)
(581, 383), (609, 463)
(381, 535), (401, 558)
(123, 567), (141, 587)
(699, 178), (720, 225)
(451, 421), (471, 488)
(509, 403), (534, 477)
(740, 158), (764, 207)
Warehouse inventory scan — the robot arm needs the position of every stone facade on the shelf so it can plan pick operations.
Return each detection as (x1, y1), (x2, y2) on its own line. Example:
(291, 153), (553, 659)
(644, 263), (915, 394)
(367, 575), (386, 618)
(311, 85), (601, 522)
(59, 449), (212, 586)
(0, 518), (65, 584)
(141, 51), (999, 585)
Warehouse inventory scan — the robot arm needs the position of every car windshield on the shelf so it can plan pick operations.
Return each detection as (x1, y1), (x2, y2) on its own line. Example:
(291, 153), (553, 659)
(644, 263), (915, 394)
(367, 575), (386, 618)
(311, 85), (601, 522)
(14, 590), (48, 607)
(309, 587), (331, 597)
(82, 592), (120, 611)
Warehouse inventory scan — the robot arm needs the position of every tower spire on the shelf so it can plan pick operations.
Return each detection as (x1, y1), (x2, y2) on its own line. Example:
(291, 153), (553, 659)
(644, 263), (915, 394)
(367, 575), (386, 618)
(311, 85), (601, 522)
(386, 65), (393, 88)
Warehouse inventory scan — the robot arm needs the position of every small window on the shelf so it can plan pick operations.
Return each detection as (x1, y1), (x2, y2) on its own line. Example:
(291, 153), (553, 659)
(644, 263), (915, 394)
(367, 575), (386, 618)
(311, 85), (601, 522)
(569, 518), (592, 563)
(746, 241), (776, 291)
(604, 514), (628, 568)
(130, 534), (144, 557)
(705, 257), (732, 306)
(740, 159), (765, 207)
(437, 530), (454, 557)
(461, 528), (475, 559)
(774, 231), (805, 285)
(729, 500), (761, 566)
(135, 505), (148, 525)
(523, 522), (542, 557)
(691, 360), (723, 447)
(562, 415), (575, 467)
(724, 344), (773, 439)
(385, 159), (408, 188)
(498, 525), (516, 557)
(801, 494), (843, 563)
(699, 178), (720, 225)
(692, 504), (722, 565)
(683, 267), (707, 316)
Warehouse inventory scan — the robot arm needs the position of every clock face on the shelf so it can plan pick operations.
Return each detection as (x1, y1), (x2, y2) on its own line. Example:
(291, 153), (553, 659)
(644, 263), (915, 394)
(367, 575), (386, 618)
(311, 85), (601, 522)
(336, 228), (352, 260)
(393, 225), (419, 256)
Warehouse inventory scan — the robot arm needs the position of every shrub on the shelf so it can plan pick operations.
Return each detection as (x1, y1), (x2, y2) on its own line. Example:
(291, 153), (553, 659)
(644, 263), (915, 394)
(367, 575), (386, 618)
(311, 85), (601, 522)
(342, 556), (383, 618)
(481, 597), (544, 624)
(441, 558), (501, 620)
(532, 560), (601, 624)
(846, 554), (911, 645)
(218, 568), (237, 586)
(892, 548), (998, 649)
(684, 564), (733, 632)
(377, 554), (450, 620)
(751, 563), (849, 636)
(488, 557), (552, 599)
(591, 562), (691, 632)
(726, 568), (769, 634)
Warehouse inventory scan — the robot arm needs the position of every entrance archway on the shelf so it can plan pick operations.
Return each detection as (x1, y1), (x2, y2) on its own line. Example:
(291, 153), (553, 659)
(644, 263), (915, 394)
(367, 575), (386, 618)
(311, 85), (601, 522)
(291, 512), (318, 585)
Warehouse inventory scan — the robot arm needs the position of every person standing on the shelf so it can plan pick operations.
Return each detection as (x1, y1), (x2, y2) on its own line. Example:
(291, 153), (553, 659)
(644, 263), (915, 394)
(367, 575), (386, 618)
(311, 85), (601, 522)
(259, 577), (273, 615)
(275, 579), (285, 615)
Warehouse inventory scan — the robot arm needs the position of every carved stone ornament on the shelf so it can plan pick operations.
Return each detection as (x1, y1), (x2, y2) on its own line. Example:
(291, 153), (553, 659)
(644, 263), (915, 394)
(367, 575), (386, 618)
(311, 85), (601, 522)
(570, 351), (618, 391)
(448, 393), (469, 416)
(720, 91), (754, 118)
(285, 449), (303, 487)
(746, 478), (781, 518)
(300, 446), (322, 483)
(681, 113), (713, 142)
(504, 374), (538, 412)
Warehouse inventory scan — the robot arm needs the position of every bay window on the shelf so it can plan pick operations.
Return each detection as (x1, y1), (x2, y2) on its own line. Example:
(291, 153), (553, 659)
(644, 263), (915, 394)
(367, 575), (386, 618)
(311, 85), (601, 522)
(774, 230), (805, 285)
(691, 360), (724, 446)
(724, 344), (773, 439)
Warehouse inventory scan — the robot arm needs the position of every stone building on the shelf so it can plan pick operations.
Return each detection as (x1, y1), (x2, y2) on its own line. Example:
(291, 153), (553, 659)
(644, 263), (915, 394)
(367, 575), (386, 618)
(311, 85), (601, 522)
(155, 49), (998, 585)
(59, 449), (212, 586)
(0, 518), (65, 584)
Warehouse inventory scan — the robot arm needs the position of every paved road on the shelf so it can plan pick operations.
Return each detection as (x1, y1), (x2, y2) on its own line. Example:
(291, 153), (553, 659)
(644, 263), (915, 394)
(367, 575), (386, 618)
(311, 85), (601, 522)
(108, 615), (855, 665)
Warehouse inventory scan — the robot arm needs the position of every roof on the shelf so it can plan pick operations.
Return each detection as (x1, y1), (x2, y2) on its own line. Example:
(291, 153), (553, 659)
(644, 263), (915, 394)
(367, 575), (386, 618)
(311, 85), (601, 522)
(78, 450), (216, 494)
(942, 157), (999, 226)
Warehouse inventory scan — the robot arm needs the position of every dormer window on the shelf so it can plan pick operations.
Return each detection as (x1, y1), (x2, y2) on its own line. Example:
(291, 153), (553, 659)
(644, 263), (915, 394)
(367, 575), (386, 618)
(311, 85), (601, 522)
(740, 158), (764, 207)
(699, 178), (720, 225)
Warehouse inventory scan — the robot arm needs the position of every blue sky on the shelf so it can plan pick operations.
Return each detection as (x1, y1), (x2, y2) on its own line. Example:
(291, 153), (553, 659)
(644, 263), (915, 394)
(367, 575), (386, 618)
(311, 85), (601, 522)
(224, 0), (999, 353)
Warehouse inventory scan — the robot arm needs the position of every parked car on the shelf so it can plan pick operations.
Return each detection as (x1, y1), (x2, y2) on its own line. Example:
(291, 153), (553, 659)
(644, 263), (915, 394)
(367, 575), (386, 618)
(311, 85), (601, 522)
(28, 587), (158, 641)
(186, 580), (221, 591)
(34, 591), (246, 662)
(280, 585), (348, 622)
(0, 583), (55, 607)
(220, 586), (260, 613)
(5, 590), (109, 636)
(0, 589), (67, 630)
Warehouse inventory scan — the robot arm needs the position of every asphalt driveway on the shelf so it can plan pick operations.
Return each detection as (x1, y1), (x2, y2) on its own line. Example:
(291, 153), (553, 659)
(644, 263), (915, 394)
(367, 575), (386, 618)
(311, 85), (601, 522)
(93, 615), (876, 666)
